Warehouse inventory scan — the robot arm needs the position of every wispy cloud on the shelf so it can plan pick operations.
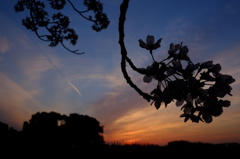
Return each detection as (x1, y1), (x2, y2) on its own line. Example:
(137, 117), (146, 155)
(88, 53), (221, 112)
(210, 42), (240, 96)
(0, 0), (239, 145)
(0, 16), (85, 118)
(18, 53), (57, 82)
(211, 42), (240, 72)
(85, 42), (240, 145)
(0, 73), (46, 130)
(0, 36), (10, 54)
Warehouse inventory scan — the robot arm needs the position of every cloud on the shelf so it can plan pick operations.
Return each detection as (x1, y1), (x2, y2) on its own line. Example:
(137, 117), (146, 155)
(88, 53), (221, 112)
(86, 78), (170, 144)
(211, 42), (240, 71)
(1, 2), (239, 145)
(210, 42), (240, 96)
(16, 47), (60, 82)
(99, 93), (240, 145)
(0, 18), (87, 125)
(0, 36), (10, 54)
(0, 73), (46, 130)
(84, 42), (240, 145)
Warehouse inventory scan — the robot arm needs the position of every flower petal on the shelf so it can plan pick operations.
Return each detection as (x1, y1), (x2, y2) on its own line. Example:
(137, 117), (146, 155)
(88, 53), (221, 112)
(156, 38), (162, 44)
(138, 39), (148, 49)
(169, 43), (174, 52)
(152, 43), (160, 50)
(201, 61), (213, 69)
(217, 74), (235, 84)
(152, 38), (162, 50)
(209, 64), (221, 75)
(146, 35), (154, 45)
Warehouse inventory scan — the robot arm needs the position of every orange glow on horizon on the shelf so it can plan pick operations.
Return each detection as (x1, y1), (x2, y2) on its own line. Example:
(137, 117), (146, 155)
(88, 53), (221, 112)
(103, 101), (240, 146)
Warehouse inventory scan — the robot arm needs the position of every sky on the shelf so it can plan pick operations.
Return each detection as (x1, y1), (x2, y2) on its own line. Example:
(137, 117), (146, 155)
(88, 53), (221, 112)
(0, 0), (240, 146)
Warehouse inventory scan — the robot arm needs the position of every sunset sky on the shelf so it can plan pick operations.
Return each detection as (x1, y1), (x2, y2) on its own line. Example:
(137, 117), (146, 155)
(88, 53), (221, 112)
(0, 0), (240, 145)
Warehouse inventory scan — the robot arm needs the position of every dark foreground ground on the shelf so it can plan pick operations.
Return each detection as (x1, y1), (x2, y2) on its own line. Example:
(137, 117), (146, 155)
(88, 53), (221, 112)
(1, 140), (239, 158)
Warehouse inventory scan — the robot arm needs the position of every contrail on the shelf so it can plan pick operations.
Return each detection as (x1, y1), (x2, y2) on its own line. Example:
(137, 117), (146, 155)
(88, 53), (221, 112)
(40, 50), (82, 96)
(66, 80), (82, 96)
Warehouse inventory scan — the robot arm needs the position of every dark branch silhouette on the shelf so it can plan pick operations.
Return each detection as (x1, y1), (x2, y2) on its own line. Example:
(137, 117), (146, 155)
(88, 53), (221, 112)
(119, 0), (155, 103)
(118, 0), (235, 123)
(14, 0), (110, 54)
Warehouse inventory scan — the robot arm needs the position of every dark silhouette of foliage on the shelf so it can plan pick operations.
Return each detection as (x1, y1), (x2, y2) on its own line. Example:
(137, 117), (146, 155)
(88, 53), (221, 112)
(0, 121), (21, 154)
(14, 0), (235, 124)
(0, 121), (18, 136)
(62, 113), (104, 146)
(22, 111), (104, 147)
(0, 120), (240, 157)
(118, 0), (235, 123)
(14, 0), (110, 54)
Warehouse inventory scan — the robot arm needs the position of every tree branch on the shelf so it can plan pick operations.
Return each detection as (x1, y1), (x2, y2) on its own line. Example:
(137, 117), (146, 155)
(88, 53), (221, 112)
(118, 0), (155, 102)
(61, 42), (84, 55)
(67, 0), (95, 22)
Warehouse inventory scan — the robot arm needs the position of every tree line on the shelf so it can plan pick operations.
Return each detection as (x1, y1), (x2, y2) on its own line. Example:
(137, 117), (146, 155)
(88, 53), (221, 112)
(0, 111), (104, 157)
(0, 111), (239, 157)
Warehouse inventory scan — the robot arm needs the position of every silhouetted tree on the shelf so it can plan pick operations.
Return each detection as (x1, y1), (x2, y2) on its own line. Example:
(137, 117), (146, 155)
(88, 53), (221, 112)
(22, 111), (104, 149)
(0, 121), (9, 134)
(14, 0), (235, 123)
(61, 113), (104, 146)
(0, 120), (240, 157)
(0, 121), (20, 153)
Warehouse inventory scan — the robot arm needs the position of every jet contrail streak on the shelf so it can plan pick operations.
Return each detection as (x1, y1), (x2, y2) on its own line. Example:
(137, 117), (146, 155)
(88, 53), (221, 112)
(40, 50), (82, 97)
(66, 80), (82, 96)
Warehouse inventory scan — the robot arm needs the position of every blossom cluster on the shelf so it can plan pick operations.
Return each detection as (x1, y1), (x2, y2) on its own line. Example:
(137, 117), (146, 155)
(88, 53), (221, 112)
(138, 35), (235, 123)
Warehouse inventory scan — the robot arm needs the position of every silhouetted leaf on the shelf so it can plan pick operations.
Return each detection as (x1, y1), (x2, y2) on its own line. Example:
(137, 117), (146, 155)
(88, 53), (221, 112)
(176, 99), (184, 107)
(143, 75), (153, 83)
(202, 112), (213, 123)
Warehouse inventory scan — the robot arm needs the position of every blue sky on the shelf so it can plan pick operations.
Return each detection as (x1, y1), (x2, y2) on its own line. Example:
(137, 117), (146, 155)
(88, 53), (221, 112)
(0, 0), (240, 145)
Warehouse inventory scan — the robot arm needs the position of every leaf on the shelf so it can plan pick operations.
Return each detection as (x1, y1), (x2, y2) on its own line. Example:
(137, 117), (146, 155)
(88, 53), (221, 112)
(180, 114), (186, 118)
(190, 115), (200, 123)
(209, 64), (221, 75)
(143, 75), (152, 83)
(176, 100), (184, 107)
(166, 68), (176, 76)
(217, 74), (235, 84)
(184, 116), (189, 122)
(183, 107), (191, 114)
(201, 61), (213, 69)
(154, 101), (161, 110)
(219, 100), (231, 107)
(202, 112), (212, 123)
(162, 87), (174, 104)
(180, 114), (190, 122)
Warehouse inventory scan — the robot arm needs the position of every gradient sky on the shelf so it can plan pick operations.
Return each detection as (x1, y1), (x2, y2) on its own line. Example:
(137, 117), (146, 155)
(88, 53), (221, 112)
(0, 0), (240, 145)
